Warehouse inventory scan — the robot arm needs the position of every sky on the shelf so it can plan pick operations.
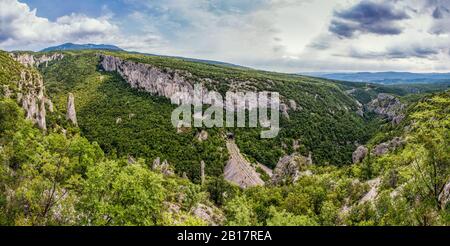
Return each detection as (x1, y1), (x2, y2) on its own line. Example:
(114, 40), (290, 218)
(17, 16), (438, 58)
(1, 0), (450, 73)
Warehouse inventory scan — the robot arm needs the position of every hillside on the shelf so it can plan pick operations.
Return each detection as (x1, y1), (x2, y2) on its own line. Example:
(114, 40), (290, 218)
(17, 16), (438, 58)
(1, 49), (448, 226)
(32, 50), (383, 171)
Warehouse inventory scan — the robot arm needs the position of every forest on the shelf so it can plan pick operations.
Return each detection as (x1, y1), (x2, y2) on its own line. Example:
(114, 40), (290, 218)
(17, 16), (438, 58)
(0, 50), (449, 225)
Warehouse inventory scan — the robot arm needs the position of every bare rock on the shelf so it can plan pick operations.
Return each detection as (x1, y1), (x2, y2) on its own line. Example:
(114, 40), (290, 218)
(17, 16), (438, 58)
(66, 93), (78, 126)
(352, 146), (368, 164)
(127, 155), (136, 164)
(439, 182), (450, 206)
(196, 130), (209, 142)
(367, 93), (405, 124)
(272, 153), (311, 185)
(191, 203), (224, 226)
(288, 99), (297, 111)
(280, 103), (290, 120)
(11, 53), (64, 67)
(356, 108), (364, 117)
(200, 160), (206, 185)
(16, 70), (47, 130)
(152, 157), (161, 170)
(372, 137), (405, 157)
(99, 54), (196, 105)
(293, 139), (300, 151)
(152, 157), (174, 176)
(359, 178), (381, 204)
(45, 98), (54, 113)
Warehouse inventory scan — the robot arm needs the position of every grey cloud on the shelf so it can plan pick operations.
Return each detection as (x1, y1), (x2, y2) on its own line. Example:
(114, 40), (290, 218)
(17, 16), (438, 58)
(329, 1), (409, 38)
(349, 45), (441, 59)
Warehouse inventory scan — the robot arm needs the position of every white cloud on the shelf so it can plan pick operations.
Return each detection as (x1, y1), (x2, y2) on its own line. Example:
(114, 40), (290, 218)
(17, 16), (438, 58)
(1, 0), (450, 72)
(0, 0), (119, 50)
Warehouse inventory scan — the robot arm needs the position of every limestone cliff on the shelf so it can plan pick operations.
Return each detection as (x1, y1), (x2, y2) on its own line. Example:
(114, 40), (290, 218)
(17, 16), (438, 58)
(17, 70), (47, 130)
(99, 54), (196, 104)
(367, 93), (405, 124)
(11, 53), (64, 68)
(7, 52), (64, 131)
(66, 93), (78, 126)
(99, 54), (294, 112)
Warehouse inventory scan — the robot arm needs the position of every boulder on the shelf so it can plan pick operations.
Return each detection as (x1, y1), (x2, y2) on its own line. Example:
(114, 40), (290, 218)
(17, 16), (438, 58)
(272, 153), (311, 185)
(352, 146), (368, 164)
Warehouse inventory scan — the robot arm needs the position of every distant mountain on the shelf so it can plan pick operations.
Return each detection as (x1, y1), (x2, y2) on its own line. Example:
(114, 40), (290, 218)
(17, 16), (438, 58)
(41, 43), (124, 52)
(302, 72), (450, 84)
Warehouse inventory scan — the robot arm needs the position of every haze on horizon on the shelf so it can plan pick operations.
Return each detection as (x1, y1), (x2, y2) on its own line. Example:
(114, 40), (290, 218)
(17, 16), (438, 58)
(1, 0), (450, 73)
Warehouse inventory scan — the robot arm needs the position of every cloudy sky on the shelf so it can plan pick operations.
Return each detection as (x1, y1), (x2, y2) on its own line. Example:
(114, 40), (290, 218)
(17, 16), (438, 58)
(1, 0), (450, 72)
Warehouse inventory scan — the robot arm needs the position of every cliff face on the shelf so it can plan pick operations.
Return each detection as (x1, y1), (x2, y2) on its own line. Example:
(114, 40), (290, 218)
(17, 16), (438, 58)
(6, 52), (62, 131)
(11, 53), (64, 68)
(99, 55), (196, 104)
(16, 70), (47, 130)
(98, 54), (282, 111)
(367, 93), (405, 124)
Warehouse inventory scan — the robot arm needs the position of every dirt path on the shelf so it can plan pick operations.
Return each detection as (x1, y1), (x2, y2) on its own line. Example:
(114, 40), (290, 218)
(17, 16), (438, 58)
(224, 140), (265, 188)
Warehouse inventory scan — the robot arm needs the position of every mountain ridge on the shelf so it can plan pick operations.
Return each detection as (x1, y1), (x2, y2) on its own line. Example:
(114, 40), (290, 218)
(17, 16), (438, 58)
(303, 71), (450, 84)
(40, 43), (124, 52)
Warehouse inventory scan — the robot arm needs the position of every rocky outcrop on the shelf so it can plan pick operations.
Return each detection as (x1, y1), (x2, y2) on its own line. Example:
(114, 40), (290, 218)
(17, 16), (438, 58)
(439, 182), (450, 206)
(288, 99), (298, 111)
(272, 153), (312, 185)
(359, 178), (381, 204)
(99, 54), (296, 114)
(66, 93), (78, 126)
(200, 160), (206, 185)
(367, 94), (405, 124)
(99, 54), (195, 104)
(196, 130), (209, 142)
(352, 146), (368, 164)
(152, 157), (174, 176)
(17, 70), (48, 130)
(11, 53), (64, 67)
(372, 137), (405, 157)
(224, 140), (264, 189)
(6, 52), (61, 131)
(280, 103), (290, 119)
(352, 137), (405, 163)
(191, 203), (224, 226)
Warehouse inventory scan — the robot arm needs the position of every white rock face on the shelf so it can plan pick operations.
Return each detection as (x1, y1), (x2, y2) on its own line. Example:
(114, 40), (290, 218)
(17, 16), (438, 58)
(17, 70), (47, 130)
(9, 52), (63, 131)
(66, 93), (78, 126)
(11, 53), (64, 67)
(99, 54), (294, 113)
(99, 54), (196, 104)
(367, 93), (405, 124)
